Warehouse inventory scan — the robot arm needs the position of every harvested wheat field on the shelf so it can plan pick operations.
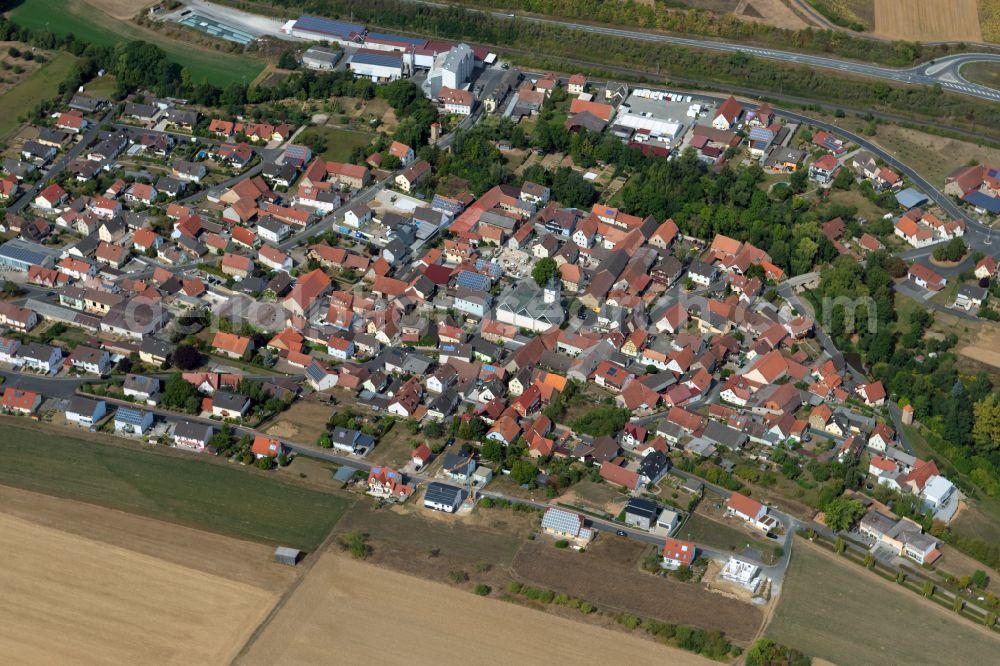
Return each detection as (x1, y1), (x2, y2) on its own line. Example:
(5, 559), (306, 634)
(874, 0), (983, 41)
(0, 487), (293, 665)
(239, 553), (716, 666)
(83, 0), (151, 21)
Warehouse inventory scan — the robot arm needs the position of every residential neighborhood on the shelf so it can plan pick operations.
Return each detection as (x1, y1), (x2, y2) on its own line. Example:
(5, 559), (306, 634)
(0, 3), (998, 665)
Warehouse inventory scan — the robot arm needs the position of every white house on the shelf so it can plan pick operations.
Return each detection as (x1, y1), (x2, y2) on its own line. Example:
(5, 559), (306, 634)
(114, 406), (155, 435)
(64, 396), (107, 427)
(19, 342), (62, 375)
(725, 492), (776, 533)
(423, 481), (463, 512)
(173, 420), (214, 451)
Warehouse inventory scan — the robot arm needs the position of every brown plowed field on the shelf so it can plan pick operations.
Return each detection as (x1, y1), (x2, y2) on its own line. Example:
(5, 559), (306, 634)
(511, 537), (763, 643)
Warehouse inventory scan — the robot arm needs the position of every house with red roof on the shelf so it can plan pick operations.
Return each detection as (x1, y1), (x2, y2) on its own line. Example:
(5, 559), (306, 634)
(367, 466), (414, 502)
(221, 252), (253, 280)
(907, 262), (946, 292)
(251, 435), (288, 459)
(1, 387), (41, 415)
(599, 461), (641, 491)
(662, 538), (697, 570)
(725, 492), (776, 533)
(34, 183), (67, 209)
(712, 96), (743, 130)
(211, 331), (253, 359)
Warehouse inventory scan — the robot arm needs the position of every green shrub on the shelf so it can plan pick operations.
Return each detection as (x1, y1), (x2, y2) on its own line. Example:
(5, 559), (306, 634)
(554, 539), (569, 549)
(473, 584), (491, 596)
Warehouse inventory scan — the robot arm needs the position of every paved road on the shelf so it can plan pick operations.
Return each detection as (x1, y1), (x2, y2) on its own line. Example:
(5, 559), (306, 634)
(181, 0), (1000, 103)
(399, 0), (1000, 102)
(6, 108), (116, 214)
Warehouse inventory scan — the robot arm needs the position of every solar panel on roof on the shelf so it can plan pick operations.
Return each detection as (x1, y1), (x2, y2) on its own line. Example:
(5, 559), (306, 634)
(365, 32), (426, 46)
(350, 51), (403, 68)
(293, 15), (364, 38)
(541, 508), (582, 534)
(456, 270), (489, 291)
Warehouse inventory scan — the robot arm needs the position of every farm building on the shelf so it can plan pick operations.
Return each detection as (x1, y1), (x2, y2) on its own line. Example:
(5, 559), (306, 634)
(274, 547), (302, 566)
(302, 46), (342, 70)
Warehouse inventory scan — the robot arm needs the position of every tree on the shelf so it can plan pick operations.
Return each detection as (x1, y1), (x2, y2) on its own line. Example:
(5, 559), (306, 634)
(171, 344), (202, 370)
(972, 395), (1000, 451)
(162, 372), (197, 410)
(932, 237), (966, 262)
(341, 530), (371, 559)
(570, 406), (630, 437)
(510, 459), (537, 486)
(277, 49), (299, 70)
(823, 497), (866, 531)
(532, 257), (558, 287)
(481, 439), (504, 463)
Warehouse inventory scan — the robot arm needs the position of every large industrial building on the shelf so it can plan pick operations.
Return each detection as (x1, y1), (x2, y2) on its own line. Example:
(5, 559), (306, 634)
(281, 15), (365, 45)
(604, 90), (716, 157)
(422, 43), (475, 99)
(349, 49), (410, 82)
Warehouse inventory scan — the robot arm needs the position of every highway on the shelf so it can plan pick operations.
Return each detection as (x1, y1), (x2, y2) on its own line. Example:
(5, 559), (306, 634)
(398, 0), (1000, 103)
(178, 0), (1000, 104)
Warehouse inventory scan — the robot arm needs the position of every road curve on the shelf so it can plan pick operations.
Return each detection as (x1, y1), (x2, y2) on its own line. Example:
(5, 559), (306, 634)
(399, 0), (1000, 103)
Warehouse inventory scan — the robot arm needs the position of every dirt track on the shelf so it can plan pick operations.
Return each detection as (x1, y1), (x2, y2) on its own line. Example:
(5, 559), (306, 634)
(239, 553), (717, 665)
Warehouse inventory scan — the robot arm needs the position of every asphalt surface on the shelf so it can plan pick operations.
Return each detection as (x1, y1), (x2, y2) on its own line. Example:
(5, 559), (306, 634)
(6, 108), (116, 214)
(177, 0), (1000, 103)
(399, 0), (1000, 103)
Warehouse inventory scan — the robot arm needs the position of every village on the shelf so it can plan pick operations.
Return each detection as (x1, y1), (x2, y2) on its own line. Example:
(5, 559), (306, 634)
(0, 10), (998, 662)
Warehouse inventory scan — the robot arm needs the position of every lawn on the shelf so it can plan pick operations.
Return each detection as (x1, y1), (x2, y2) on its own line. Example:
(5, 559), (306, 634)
(0, 51), (77, 140)
(961, 61), (1000, 88)
(766, 541), (1000, 664)
(0, 421), (349, 550)
(8, 0), (264, 86)
(298, 125), (376, 162)
(676, 512), (778, 564)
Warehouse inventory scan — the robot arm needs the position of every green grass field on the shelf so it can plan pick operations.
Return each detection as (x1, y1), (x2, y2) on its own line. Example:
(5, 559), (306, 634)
(0, 51), (77, 139)
(766, 543), (1000, 664)
(8, 0), (264, 86)
(676, 512), (777, 563)
(299, 125), (376, 162)
(0, 421), (349, 550)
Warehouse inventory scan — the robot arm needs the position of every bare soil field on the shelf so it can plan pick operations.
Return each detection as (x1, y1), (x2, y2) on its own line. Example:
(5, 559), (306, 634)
(738, 0), (813, 29)
(336, 501), (535, 567)
(0, 497), (285, 665)
(512, 537), (763, 643)
(264, 397), (331, 444)
(766, 540), (1000, 665)
(238, 553), (717, 666)
(874, 0), (983, 41)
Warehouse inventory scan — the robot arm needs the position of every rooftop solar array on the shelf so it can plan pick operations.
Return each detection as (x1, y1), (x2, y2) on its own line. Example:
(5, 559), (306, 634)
(541, 507), (583, 535)
(350, 51), (404, 69)
(293, 15), (364, 38)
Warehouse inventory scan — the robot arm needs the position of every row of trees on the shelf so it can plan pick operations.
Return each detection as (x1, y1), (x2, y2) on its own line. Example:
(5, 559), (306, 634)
(255, 0), (952, 67)
(226, 0), (1000, 140)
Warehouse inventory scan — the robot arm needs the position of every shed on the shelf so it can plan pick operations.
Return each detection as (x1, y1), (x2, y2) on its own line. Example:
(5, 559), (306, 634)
(895, 187), (928, 210)
(274, 546), (302, 566)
